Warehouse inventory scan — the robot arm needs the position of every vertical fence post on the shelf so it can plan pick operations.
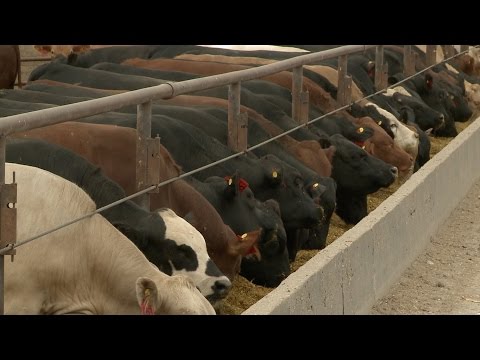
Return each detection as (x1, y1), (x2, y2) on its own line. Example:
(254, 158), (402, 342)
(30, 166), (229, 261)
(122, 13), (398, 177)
(375, 45), (386, 90)
(426, 45), (437, 66)
(443, 45), (456, 58)
(136, 101), (152, 210)
(228, 82), (248, 152)
(0, 136), (4, 315)
(337, 55), (352, 107)
(404, 45), (416, 76)
(292, 66), (309, 124)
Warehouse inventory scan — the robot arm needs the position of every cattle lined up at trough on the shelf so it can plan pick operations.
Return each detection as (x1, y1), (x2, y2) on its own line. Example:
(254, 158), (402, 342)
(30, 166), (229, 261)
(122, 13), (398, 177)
(0, 45), (479, 314)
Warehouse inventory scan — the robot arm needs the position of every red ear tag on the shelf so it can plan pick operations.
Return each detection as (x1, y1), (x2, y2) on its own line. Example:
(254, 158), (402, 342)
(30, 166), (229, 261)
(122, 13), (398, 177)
(238, 178), (249, 192)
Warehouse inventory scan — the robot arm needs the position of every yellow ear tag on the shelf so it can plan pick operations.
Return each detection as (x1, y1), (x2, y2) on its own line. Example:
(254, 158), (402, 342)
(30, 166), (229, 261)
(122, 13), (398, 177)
(272, 171), (278, 178)
(362, 145), (366, 150)
(312, 183), (319, 188)
(378, 121), (382, 125)
(357, 127), (364, 133)
(241, 233), (247, 239)
(228, 178), (233, 185)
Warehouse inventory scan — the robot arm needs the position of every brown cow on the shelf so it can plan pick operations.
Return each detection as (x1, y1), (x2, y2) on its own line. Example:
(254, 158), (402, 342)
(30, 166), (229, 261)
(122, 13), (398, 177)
(122, 57), (356, 119)
(0, 45), (20, 89)
(352, 117), (414, 179)
(13, 121), (259, 281)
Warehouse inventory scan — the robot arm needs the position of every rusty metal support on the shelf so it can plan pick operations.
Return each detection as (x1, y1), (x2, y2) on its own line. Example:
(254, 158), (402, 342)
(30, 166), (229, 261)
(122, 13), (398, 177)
(228, 83), (248, 152)
(136, 101), (152, 210)
(0, 136), (5, 314)
(382, 62), (389, 87)
(375, 46), (385, 90)
(292, 66), (303, 122)
(426, 45), (437, 66)
(443, 45), (456, 58)
(337, 55), (352, 107)
(404, 45), (416, 76)
(292, 66), (309, 124)
(300, 90), (309, 124)
(147, 136), (161, 193)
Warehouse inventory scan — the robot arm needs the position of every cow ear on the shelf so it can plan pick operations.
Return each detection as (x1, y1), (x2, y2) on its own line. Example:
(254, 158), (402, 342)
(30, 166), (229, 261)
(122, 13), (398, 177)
(425, 74), (434, 90)
(112, 221), (148, 249)
(266, 168), (282, 186)
(367, 142), (375, 155)
(223, 173), (239, 200)
(399, 106), (415, 123)
(136, 277), (160, 315)
(231, 229), (262, 259)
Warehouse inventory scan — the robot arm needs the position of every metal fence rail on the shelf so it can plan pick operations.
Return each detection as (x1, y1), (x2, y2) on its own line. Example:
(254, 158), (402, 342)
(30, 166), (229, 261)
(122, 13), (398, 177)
(0, 44), (473, 314)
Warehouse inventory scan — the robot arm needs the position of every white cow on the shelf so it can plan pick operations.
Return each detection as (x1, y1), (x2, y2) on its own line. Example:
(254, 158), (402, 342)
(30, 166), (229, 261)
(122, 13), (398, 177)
(362, 102), (420, 162)
(4, 163), (215, 315)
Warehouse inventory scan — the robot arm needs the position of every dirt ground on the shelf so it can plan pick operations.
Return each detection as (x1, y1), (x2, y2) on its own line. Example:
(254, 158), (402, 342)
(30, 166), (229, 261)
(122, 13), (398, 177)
(371, 176), (480, 315)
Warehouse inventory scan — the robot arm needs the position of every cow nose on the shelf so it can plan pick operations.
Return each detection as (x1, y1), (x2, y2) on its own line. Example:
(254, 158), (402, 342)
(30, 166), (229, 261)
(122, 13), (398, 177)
(212, 278), (232, 298)
(436, 114), (445, 128)
(390, 166), (398, 178)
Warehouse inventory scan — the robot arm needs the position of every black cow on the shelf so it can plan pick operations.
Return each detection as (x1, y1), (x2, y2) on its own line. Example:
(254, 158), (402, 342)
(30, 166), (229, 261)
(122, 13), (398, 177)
(327, 134), (399, 224)
(28, 62), (166, 90)
(191, 175), (290, 287)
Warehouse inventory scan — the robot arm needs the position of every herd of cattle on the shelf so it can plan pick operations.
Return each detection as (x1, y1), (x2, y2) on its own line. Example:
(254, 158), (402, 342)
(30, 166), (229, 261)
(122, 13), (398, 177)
(0, 44), (479, 315)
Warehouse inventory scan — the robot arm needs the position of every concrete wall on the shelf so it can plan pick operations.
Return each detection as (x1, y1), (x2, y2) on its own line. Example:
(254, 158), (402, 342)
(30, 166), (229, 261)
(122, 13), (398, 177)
(243, 117), (480, 315)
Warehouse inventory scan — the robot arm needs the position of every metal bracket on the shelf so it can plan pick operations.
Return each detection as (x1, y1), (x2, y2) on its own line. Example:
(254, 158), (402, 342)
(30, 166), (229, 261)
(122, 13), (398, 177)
(382, 63), (389, 89)
(0, 180), (17, 260)
(426, 45), (437, 66)
(146, 136), (161, 193)
(300, 91), (309, 124)
(404, 45), (416, 77)
(236, 112), (248, 152)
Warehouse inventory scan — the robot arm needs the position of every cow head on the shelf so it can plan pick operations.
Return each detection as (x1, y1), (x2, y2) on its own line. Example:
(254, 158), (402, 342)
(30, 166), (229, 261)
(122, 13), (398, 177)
(136, 276), (215, 315)
(239, 199), (291, 287)
(114, 208), (231, 309)
(203, 175), (290, 287)
(253, 154), (324, 230)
